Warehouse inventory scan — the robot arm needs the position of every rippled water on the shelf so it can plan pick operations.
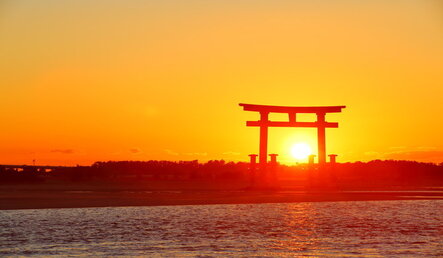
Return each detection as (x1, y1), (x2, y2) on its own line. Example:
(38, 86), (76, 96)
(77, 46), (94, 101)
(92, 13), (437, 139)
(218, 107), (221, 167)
(0, 200), (442, 257)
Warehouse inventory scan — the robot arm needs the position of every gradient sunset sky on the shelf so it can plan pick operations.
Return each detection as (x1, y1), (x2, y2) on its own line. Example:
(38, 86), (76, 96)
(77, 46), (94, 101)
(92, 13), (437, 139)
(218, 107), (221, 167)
(1, 0), (442, 165)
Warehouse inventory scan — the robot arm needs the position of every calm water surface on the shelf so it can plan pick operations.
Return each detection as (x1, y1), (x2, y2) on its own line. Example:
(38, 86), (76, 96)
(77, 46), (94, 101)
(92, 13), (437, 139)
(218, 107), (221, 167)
(0, 200), (442, 257)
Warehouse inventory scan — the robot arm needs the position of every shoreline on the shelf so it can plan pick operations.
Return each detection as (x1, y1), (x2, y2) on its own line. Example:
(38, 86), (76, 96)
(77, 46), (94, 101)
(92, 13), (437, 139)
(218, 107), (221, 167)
(1, 189), (442, 210)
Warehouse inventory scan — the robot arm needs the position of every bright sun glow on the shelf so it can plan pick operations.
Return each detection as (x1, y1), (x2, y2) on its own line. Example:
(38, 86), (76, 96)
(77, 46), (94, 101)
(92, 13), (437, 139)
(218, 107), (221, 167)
(290, 143), (312, 160)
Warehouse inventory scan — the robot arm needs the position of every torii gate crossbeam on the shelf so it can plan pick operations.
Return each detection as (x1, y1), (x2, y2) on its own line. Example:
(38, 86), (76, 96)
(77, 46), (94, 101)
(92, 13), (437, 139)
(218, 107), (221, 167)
(239, 103), (346, 165)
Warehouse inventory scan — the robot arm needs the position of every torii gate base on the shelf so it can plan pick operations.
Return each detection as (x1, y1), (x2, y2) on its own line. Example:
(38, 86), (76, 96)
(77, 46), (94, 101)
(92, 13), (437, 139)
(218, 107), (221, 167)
(240, 103), (345, 188)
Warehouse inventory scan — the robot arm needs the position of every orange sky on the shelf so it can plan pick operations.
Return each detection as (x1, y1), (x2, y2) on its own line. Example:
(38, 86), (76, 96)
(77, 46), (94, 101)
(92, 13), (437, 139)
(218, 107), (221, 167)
(0, 0), (442, 165)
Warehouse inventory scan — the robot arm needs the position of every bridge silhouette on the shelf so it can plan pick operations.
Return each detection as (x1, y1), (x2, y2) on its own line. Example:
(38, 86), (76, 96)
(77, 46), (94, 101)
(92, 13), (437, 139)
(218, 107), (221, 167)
(0, 164), (85, 173)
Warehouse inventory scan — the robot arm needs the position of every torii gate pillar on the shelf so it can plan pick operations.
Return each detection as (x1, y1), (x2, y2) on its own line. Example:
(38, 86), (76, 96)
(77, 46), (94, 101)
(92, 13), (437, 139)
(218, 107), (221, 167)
(316, 112), (326, 164)
(259, 111), (269, 165)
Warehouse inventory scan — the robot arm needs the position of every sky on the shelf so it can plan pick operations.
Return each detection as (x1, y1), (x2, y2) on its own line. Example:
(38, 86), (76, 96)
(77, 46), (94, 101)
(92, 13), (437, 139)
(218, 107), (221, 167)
(0, 0), (442, 165)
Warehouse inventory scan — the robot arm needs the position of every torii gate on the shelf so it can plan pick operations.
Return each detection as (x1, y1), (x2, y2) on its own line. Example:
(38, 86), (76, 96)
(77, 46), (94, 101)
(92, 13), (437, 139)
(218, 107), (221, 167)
(239, 103), (345, 165)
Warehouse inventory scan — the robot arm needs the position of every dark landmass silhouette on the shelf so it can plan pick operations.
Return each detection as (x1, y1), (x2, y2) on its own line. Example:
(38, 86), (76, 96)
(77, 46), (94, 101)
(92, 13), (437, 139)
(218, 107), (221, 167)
(1, 160), (442, 210)
(1, 159), (442, 188)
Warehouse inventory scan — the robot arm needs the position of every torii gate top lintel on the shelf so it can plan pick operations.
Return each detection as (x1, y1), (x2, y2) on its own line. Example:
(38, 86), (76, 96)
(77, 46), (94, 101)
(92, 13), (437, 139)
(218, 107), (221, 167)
(239, 103), (346, 165)
(239, 103), (346, 114)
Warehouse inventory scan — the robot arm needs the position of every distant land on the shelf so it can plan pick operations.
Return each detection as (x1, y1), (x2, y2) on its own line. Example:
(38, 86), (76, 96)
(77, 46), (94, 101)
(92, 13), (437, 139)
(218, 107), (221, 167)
(0, 159), (442, 210)
(1, 159), (442, 189)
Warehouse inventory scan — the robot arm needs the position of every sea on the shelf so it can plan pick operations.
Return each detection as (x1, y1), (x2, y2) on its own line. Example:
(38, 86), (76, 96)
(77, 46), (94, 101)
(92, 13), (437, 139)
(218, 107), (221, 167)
(0, 200), (441, 257)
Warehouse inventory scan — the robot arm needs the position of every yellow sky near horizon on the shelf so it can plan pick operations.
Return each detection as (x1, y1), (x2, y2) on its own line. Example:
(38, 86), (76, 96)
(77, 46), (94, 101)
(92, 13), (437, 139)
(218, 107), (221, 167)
(0, 0), (442, 165)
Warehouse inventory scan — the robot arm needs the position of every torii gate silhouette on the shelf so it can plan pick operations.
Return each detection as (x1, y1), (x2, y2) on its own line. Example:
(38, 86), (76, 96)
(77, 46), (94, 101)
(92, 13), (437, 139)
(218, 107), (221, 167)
(239, 103), (346, 165)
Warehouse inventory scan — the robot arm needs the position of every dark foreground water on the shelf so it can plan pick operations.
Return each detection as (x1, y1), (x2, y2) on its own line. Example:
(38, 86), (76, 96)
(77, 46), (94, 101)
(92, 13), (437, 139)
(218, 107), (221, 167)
(0, 200), (442, 257)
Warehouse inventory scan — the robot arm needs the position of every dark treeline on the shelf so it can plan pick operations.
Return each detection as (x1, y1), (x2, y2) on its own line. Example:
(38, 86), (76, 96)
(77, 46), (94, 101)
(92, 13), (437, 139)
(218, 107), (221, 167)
(331, 160), (443, 187)
(91, 160), (249, 181)
(280, 160), (443, 189)
(0, 160), (249, 183)
(0, 160), (442, 189)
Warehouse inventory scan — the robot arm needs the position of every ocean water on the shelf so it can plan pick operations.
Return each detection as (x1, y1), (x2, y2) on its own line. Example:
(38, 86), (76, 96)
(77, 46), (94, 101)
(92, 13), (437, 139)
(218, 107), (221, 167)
(0, 200), (441, 257)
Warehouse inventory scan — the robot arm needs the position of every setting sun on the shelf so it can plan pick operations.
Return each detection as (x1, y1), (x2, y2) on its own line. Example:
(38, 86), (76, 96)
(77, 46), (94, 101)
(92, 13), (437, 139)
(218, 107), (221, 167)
(290, 143), (312, 160)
